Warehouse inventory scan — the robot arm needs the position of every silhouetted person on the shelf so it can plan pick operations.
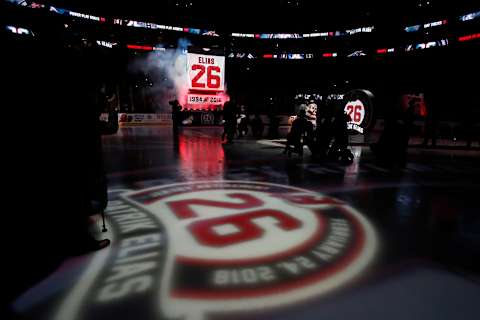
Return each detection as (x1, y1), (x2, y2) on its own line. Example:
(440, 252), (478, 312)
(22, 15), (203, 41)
(222, 101), (237, 144)
(251, 114), (264, 138)
(66, 37), (116, 251)
(237, 105), (249, 137)
(4, 26), (68, 313)
(330, 109), (351, 155)
(306, 100), (318, 127)
(371, 105), (413, 168)
(88, 93), (119, 221)
(170, 99), (182, 135)
(311, 100), (334, 159)
(267, 113), (280, 139)
(399, 103), (415, 164)
(284, 109), (313, 157)
(4, 24), (112, 315)
(422, 89), (437, 147)
(463, 108), (475, 148)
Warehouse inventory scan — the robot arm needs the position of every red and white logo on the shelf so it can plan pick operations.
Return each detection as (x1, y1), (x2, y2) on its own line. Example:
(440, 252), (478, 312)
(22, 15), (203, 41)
(51, 181), (376, 320)
(124, 181), (377, 319)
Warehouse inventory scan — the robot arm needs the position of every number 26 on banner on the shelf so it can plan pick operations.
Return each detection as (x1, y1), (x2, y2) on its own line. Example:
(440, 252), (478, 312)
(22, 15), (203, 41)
(191, 65), (221, 89)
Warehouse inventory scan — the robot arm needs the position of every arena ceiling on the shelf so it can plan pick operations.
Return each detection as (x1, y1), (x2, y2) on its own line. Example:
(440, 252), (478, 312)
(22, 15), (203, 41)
(46, 0), (478, 31)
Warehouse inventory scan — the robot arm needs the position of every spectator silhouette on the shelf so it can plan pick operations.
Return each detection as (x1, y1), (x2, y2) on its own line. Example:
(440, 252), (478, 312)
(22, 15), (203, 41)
(251, 114), (264, 138)
(284, 109), (313, 157)
(169, 99), (182, 135)
(222, 101), (237, 144)
(4, 23), (114, 316)
(267, 113), (280, 139)
(371, 103), (413, 168)
(422, 87), (437, 146)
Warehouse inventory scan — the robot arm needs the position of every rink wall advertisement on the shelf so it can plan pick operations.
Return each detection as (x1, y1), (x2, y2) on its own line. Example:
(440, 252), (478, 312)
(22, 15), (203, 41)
(100, 113), (293, 126)
(100, 113), (173, 125)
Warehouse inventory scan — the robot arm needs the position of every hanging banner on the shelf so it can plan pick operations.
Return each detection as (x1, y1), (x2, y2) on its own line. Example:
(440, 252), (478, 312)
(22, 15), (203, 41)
(187, 53), (225, 92)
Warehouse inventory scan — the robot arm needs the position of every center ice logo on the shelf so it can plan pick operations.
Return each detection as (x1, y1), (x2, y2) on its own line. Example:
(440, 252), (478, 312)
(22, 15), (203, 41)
(54, 181), (377, 320)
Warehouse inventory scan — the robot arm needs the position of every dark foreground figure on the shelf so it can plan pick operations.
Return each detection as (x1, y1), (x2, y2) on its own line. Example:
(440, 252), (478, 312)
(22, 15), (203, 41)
(222, 101), (237, 144)
(284, 109), (314, 157)
(3, 24), (115, 316)
(371, 107), (414, 168)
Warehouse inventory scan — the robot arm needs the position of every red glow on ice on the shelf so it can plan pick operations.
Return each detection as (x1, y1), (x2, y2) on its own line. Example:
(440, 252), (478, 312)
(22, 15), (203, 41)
(377, 49), (387, 54)
(263, 54), (274, 58)
(323, 53), (333, 57)
(178, 134), (225, 179)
